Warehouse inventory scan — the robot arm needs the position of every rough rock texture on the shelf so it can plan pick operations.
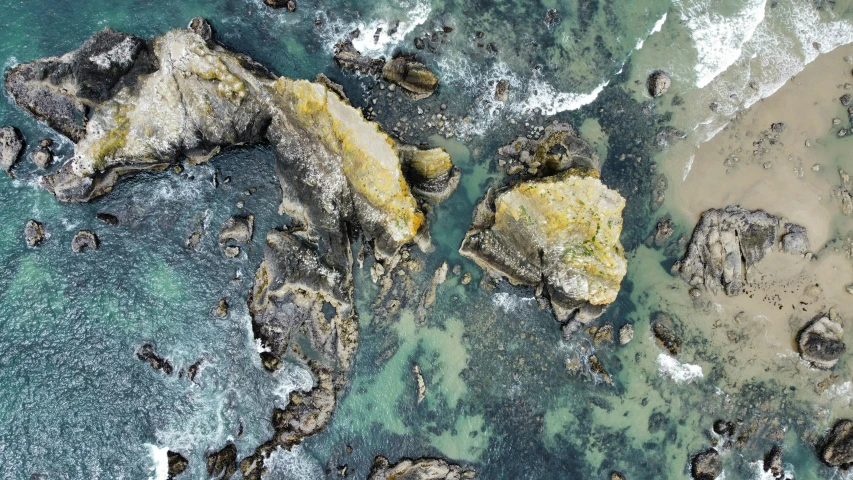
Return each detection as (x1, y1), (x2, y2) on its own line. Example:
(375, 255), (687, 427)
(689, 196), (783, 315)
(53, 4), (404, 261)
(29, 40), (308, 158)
(30, 146), (53, 169)
(647, 70), (671, 97)
(367, 456), (476, 480)
(5, 28), (157, 142)
(219, 215), (254, 244)
(673, 206), (779, 296)
(398, 145), (460, 203)
(167, 451), (188, 479)
(619, 323), (634, 345)
(820, 419), (853, 468)
(496, 122), (600, 177)
(461, 125), (626, 334)
(797, 314), (846, 370)
(763, 445), (784, 479)
(71, 230), (99, 252)
(333, 41), (439, 99)
(494, 79), (510, 102)
(652, 319), (681, 356)
(207, 443), (238, 480)
(264, 0), (296, 11)
(833, 169), (852, 216)
(646, 216), (674, 248)
(690, 448), (722, 480)
(381, 55), (439, 100)
(780, 223), (809, 255)
(8, 20), (458, 479)
(137, 343), (173, 375)
(0, 126), (24, 175)
(24, 220), (45, 247)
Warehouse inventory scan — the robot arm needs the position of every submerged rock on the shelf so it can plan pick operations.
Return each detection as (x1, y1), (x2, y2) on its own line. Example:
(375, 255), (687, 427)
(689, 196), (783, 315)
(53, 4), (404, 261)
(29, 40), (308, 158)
(780, 223), (809, 255)
(820, 419), (853, 468)
(24, 220), (46, 247)
(797, 314), (846, 370)
(673, 206), (779, 295)
(690, 448), (722, 480)
(647, 70), (671, 97)
(96, 212), (119, 226)
(461, 125), (626, 334)
(413, 364), (426, 404)
(0, 126), (24, 175)
(71, 230), (99, 253)
(167, 451), (188, 479)
(367, 456), (476, 480)
(219, 215), (254, 244)
(646, 216), (674, 248)
(652, 316), (681, 356)
(136, 343), (173, 375)
(619, 323), (634, 345)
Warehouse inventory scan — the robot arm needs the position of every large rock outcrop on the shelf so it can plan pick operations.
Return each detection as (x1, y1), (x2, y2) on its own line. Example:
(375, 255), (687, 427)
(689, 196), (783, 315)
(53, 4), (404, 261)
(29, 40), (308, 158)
(460, 125), (626, 335)
(673, 206), (779, 296)
(820, 419), (853, 468)
(368, 456), (476, 480)
(6, 18), (457, 479)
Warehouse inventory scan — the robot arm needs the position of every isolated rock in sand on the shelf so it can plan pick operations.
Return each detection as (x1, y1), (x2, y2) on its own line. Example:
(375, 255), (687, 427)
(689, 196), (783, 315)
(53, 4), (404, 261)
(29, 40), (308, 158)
(797, 314), (846, 370)
(368, 456), (476, 480)
(780, 223), (809, 255)
(673, 205), (779, 296)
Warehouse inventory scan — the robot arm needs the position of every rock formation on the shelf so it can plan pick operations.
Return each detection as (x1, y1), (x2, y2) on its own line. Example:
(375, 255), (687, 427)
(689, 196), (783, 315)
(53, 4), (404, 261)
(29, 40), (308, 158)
(820, 419), (853, 468)
(0, 126), (24, 175)
(219, 215), (254, 244)
(6, 19), (458, 479)
(333, 41), (439, 99)
(167, 451), (188, 479)
(673, 206), (779, 295)
(207, 443), (238, 480)
(71, 230), (99, 253)
(24, 220), (46, 247)
(647, 70), (671, 98)
(780, 223), (809, 255)
(461, 124), (626, 336)
(367, 456), (476, 480)
(797, 314), (846, 370)
(137, 343), (174, 375)
(690, 448), (721, 480)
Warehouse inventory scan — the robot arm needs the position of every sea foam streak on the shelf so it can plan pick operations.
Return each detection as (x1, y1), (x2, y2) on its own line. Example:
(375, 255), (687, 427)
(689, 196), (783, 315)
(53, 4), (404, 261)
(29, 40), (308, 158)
(316, 0), (431, 57)
(635, 12), (668, 50)
(146, 444), (169, 480)
(677, 0), (766, 88)
(657, 353), (703, 383)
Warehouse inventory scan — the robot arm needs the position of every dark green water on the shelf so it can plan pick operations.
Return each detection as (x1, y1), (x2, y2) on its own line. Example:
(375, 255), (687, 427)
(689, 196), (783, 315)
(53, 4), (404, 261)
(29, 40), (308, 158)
(2, 1), (852, 479)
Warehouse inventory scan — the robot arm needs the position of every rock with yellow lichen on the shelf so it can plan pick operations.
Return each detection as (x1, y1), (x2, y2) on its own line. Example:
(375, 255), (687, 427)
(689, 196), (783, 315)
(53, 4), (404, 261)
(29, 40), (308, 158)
(461, 125), (626, 335)
(7, 18), (458, 478)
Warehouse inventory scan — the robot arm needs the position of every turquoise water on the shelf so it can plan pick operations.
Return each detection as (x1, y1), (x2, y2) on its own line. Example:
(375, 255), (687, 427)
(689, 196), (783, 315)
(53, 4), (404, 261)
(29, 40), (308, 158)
(2, 0), (853, 479)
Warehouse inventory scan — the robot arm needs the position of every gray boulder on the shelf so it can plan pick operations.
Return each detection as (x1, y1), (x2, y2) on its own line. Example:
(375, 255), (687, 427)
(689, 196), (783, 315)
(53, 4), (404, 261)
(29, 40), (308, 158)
(673, 206), (779, 296)
(780, 223), (809, 255)
(0, 126), (24, 175)
(24, 220), (46, 247)
(691, 448), (722, 480)
(219, 215), (254, 244)
(647, 70), (671, 97)
(368, 456), (476, 480)
(71, 230), (99, 253)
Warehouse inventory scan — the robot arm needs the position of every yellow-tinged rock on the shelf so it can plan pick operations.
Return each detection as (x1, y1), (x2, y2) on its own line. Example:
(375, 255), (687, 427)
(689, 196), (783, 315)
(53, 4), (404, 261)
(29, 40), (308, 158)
(495, 169), (626, 306)
(272, 78), (423, 243)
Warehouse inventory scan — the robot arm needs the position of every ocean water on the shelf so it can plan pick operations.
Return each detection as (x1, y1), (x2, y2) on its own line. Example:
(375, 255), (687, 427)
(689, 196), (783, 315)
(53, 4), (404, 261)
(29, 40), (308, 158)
(1, 0), (852, 479)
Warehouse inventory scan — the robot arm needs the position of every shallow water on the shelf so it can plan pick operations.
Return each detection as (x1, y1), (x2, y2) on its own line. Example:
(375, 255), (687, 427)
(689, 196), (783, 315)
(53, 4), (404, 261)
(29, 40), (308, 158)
(2, 0), (853, 479)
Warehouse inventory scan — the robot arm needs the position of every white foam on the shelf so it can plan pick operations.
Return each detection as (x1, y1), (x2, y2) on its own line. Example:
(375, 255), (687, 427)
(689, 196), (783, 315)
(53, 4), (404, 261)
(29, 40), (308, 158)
(145, 444), (170, 480)
(263, 445), (324, 479)
(656, 353), (704, 383)
(492, 292), (536, 313)
(683, 154), (695, 181)
(676, 0), (766, 88)
(636, 12), (668, 50)
(316, 0), (431, 57)
(748, 459), (795, 480)
(513, 77), (609, 116)
(274, 363), (315, 403)
(825, 381), (853, 404)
